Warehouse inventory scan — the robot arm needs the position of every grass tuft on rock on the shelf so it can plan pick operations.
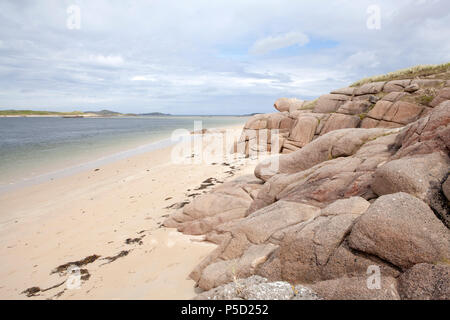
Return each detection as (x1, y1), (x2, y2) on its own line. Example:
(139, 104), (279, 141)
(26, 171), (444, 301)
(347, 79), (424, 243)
(301, 99), (318, 110)
(350, 62), (450, 87)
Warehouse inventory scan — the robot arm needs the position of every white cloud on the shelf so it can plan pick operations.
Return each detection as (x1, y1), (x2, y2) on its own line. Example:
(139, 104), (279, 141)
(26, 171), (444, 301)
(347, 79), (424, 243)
(0, 0), (449, 114)
(250, 31), (310, 55)
(344, 51), (380, 70)
(88, 54), (124, 67)
(131, 75), (157, 81)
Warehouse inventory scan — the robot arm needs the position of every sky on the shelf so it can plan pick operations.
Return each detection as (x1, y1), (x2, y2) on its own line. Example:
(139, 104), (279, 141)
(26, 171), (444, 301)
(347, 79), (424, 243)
(0, 0), (449, 115)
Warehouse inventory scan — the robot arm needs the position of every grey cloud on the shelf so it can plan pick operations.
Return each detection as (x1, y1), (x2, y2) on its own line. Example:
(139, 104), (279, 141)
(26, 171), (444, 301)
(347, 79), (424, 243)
(0, 0), (448, 114)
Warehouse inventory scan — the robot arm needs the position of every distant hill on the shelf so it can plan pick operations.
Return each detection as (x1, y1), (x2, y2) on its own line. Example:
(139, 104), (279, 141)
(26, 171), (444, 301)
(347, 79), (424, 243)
(84, 109), (122, 116)
(0, 109), (250, 117)
(0, 109), (84, 116)
(0, 109), (143, 117)
(139, 112), (171, 116)
(241, 113), (262, 116)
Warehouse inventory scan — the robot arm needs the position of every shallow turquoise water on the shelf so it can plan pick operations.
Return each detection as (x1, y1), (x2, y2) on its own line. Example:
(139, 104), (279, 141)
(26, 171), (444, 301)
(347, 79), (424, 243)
(0, 116), (247, 188)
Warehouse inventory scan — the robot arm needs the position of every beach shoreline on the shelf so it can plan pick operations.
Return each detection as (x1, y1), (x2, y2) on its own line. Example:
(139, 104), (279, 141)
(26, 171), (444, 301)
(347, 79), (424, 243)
(0, 116), (249, 190)
(0, 122), (259, 299)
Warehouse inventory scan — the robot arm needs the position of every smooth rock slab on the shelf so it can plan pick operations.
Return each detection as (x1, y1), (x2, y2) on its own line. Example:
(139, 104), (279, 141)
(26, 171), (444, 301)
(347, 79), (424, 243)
(288, 115), (318, 146)
(330, 87), (355, 96)
(255, 127), (392, 181)
(337, 100), (372, 115)
(310, 276), (400, 300)
(383, 80), (411, 93)
(223, 200), (320, 244)
(348, 192), (450, 270)
(319, 113), (361, 135)
(381, 91), (407, 102)
(274, 98), (303, 113)
(314, 94), (351, 113)
(382, 101), (423, 125)
(279, 212), (370, 283)
(398, 263), (450, 300)
(355, 82), (385, 96)
(430, 87), (450, 107)
(372, 153), (450, 225)
(368, 100), (423, 125)
(392, 100), (450, 159)
(197, 244), (279, 290)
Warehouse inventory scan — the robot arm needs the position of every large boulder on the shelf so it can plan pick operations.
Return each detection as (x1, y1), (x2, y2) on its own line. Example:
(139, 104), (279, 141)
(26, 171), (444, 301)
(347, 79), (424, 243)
(430, 87), (450, 107)
(314, 94), (351, 113)
(251, 158), (364, 212)
(360, 117), (380, 129)
(243, 112), (293, 130)
(310, 276), (400, 300)
(398, 263), (450, 300)
(383, 101), (424, 124)
(392, 100), (450, 158)
(367, 100), (424, 125)
(280, 214), (359, 283)
(371, 153), (450, 226)
(191, 201), (320, 290)
(278, 169), (370, 208)
(255, 127), (395, 181)
(272, 197), (398, 284)
(287, 114), (319, 146)
(197, 243), (278, 290)
(354, 81), (385, 95)
(337, 100), (372, 115)
(238, 112), (294, 157)
(381, 91), (407, 102)
(220, 200), (320, 244)
(274, 98), (304, 113)
(383, 80), (411, 93)
(330, 87), (355, 96)
(250, 131), (399, 212)
(348, 193), (450, 270)
(319, 113), (361, 135)
(412, 79), (446, 89)
(164, 175), (263, 235)
(279, 208), (398, 284)
(404, 83), (420, 93)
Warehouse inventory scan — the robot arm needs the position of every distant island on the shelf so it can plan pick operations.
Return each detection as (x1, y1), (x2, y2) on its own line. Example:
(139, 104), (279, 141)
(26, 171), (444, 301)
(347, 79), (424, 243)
(0, 109), (172, 117)
(138, 112), (172, 116)
(0, 109), (255, 117)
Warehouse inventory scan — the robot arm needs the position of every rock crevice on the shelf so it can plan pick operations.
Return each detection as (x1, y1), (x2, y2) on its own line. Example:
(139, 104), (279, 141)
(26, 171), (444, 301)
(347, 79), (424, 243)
(163, 74), (450, 300)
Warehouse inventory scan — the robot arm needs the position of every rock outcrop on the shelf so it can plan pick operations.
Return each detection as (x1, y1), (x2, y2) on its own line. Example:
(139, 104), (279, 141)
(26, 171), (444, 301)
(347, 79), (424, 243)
(164, 69), (450, 300)
(348, 193), (450, 270)
(309, 276), (400, 300)
(164, 175), (264, 235)
(398, 263), (450, 300)
(235, 76), (449, 158)
(195, 275), (320, 300)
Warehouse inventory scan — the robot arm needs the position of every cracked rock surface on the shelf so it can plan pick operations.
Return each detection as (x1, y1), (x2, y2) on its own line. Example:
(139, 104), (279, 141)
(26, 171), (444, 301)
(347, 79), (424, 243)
(164, 77), (450, 300)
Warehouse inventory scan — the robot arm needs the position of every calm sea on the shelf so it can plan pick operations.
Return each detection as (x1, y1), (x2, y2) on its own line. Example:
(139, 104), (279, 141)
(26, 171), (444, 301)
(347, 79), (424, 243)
(0, 116), (247, 190)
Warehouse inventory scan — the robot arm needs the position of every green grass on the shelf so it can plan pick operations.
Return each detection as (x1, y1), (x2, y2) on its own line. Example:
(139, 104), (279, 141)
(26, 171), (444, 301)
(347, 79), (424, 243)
(415, 95), (435, 106)
(301, 99), (318, 110)
(350, 62), (450, 87)
(358, 113), (368, 120)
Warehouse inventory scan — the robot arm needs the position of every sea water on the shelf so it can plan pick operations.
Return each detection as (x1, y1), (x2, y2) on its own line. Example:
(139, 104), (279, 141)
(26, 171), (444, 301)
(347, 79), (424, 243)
(0, 116), (247, 192)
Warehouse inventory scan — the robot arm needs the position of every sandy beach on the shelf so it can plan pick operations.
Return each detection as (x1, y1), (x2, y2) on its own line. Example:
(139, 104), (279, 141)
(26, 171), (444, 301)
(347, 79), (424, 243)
(0, 124), (259, 299)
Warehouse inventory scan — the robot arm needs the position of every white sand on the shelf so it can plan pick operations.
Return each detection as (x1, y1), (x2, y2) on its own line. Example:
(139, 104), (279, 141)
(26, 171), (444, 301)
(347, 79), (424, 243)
(0, 124), (260, 299)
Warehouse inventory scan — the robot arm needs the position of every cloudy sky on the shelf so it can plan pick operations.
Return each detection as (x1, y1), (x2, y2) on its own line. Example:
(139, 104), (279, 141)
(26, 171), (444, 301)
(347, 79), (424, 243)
(0, 0), (449, 115)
